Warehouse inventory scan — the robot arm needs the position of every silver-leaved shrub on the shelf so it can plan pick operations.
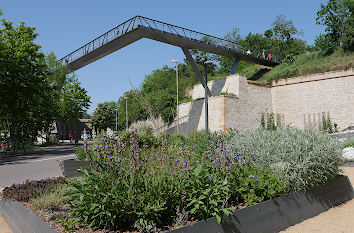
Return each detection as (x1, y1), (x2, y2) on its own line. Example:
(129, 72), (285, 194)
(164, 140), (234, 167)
(226, 127), (342, 192)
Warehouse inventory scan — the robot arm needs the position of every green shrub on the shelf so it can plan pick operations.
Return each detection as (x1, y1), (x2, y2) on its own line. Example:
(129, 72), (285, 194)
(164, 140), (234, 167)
(162, 134), (185, 146)
(227, 128), (342, 192)
(75, 146), (86, 161)
(120, 129), (161, 148)
(343, 138), (354, 148)
(229, 165), (287, 206)
(184, 130), (211, 156)
(185, 165), (232, 223)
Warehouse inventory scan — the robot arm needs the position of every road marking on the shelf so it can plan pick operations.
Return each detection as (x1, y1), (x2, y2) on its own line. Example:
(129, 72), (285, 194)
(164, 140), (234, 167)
(28, 154), (76, 163)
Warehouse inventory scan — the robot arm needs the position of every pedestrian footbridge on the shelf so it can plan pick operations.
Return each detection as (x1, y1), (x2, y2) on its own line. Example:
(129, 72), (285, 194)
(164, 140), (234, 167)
(60, 16), (280, 94)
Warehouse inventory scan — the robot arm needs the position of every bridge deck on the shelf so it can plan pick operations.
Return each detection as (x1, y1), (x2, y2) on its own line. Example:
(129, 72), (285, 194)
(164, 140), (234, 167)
(60, 16), (280, 71)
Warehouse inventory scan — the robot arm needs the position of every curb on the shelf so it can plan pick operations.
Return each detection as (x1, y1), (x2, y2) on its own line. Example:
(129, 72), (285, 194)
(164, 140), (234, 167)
(0, 143), (78, 159)
(63, 159), (89, 178)
(0, 198), (57, 233)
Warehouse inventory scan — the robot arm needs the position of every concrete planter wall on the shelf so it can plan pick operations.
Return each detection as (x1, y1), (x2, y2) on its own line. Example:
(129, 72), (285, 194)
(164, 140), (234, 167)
(63, 159), (89, 178)
(168, 175), (354, 233)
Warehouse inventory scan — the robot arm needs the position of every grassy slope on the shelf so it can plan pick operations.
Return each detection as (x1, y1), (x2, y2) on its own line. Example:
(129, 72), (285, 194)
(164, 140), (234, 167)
(239, 49), (354, 84)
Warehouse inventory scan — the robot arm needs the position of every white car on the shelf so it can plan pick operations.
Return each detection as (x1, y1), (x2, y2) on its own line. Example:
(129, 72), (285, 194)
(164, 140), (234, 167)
(81, 131), (91, 139)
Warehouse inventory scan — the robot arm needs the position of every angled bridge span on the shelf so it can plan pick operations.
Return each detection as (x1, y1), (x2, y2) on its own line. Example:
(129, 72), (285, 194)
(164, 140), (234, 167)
(60, 16), (280, 96)
(60, 15), (280, 71)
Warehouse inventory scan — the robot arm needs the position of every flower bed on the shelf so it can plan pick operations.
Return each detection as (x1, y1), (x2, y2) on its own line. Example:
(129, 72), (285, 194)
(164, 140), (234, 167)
(2, 128), (344, 232)
(63, 128), (341, 232)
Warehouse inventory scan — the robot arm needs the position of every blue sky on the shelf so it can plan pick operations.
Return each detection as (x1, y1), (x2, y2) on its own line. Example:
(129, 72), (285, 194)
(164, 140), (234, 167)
(1, 0), (326, 113)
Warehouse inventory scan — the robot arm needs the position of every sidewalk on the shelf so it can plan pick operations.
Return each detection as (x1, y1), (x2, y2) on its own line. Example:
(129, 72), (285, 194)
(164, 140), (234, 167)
(0, 141), (81, 159)
(281, 166), (354, 233)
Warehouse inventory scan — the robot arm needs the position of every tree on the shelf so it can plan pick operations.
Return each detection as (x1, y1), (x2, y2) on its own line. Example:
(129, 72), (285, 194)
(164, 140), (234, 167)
(0, 19), (53, 152)
(271, 15), (303, 41)
(59, 76), (91, 138)
(315, 0), (354, 51)
(266, 15), (307, 61)
(91, 101), (116, 132)
(216, 28), (241, 73)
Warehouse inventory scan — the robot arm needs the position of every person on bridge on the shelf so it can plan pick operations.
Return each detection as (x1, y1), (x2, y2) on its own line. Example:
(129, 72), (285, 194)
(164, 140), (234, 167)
(262, 49), (265, 59)
(268, 53), (272, 60)
(116, 25), (120, 36)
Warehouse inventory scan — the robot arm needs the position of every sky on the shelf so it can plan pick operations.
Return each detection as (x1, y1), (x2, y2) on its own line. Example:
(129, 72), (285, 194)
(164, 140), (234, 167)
(1, 0), (327, 114)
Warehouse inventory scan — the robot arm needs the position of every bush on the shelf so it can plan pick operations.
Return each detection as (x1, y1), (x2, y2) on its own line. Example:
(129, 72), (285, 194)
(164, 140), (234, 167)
(343, 138), (354, 148)
(229, 166), (287, 206)
(227, 128), (342, 192)
(184, 130), (211, 156)
(185, 166), (232, 223)
(75, 146), (86, 161)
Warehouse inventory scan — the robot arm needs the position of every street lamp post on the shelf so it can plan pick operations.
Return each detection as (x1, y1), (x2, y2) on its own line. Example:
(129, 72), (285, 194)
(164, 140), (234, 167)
(171, 59), (179, 134)
(196, 56), (216, 134)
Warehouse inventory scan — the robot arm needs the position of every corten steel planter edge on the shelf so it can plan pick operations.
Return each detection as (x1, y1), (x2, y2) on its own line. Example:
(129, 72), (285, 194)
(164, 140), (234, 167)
(0, 198), (57, 233)
(167, 175), (354, 233)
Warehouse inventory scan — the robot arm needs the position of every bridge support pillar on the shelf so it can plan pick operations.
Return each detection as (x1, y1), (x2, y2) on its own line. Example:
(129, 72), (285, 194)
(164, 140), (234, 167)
(231, 58), (240, 75)
(181, 47), (212, 96)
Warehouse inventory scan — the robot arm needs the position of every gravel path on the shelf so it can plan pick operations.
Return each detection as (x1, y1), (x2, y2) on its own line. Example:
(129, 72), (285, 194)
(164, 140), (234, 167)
(0, 214), (11, 233)
(281, 166), (354, 233)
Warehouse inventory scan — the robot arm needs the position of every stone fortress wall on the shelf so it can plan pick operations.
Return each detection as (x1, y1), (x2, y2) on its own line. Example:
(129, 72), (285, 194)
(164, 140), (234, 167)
(271, 69), (354, 131)
(133, 69), (354, 136)
(167, 74), (273, 135)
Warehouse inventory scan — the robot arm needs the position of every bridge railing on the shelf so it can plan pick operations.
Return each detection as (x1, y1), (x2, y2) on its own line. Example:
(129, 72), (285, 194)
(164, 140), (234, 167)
(60, 16), (281, 65)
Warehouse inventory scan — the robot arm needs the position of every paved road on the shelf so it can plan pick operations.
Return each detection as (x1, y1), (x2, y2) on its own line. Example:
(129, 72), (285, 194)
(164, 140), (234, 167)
(0, 146), (76, 188)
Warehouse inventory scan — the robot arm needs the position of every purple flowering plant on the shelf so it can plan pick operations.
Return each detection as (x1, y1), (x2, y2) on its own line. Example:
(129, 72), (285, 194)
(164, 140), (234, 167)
(67, 129), (286, 231)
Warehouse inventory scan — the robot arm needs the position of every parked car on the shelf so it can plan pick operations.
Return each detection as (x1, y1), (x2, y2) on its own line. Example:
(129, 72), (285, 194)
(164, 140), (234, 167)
(81, 131), (91, 139)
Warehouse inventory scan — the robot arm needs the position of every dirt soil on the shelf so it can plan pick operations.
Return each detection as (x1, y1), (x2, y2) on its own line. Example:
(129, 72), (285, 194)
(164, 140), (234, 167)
(0, 213), (12, 233)
(281, 166), (354, 233)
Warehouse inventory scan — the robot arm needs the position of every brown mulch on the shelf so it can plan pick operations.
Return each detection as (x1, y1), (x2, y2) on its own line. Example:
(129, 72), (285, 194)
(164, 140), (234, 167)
(19, 201), (193, 233)
(20, 201), (246, 233)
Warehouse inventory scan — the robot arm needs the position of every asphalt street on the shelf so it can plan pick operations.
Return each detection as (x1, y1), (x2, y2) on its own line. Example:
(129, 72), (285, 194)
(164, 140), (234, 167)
(0, 146), (76, 188)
